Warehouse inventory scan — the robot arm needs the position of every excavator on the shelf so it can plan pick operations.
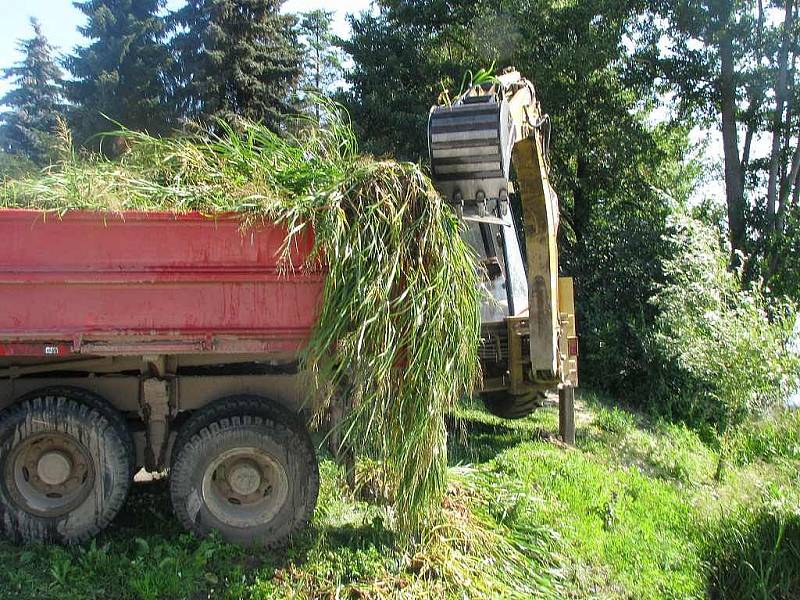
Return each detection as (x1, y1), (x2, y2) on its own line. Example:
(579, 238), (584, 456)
(428, 68), (578, 434)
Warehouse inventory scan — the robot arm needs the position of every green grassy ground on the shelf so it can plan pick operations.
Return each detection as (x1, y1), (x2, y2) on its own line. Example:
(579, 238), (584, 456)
(1, 392), (798, 599)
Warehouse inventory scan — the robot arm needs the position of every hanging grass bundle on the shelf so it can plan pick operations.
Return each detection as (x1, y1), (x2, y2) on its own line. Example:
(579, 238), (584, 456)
(0, 107), (482, 535)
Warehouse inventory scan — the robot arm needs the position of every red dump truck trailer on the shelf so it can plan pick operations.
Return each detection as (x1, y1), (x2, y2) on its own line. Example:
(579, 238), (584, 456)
(0, 209), (324, 546)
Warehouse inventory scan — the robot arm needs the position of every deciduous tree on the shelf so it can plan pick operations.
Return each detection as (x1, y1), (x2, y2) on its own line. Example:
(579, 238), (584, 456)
(645, 0), (800, 288)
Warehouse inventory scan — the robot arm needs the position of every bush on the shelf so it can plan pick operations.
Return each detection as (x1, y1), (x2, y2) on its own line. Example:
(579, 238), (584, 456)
(644, 215), (798, 431)
(0, 151), (37, 179)
(574, 192), (673, 400)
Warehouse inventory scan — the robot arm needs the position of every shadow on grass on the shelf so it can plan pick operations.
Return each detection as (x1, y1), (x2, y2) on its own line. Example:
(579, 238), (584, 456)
(109, 476), (397, 568)
(445, 411), (555, 466)
(103, 479), (304, 579)
(706, 509), (800, 600)
(311, 520), (396, 552)
(111, 479), (182, 536)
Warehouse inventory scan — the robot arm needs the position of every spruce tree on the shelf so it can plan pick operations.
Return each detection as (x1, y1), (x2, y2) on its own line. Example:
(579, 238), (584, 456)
(65, 0), (172, 145)
(170, 0), (301, 129)
(0, 18), (63, 165)
(297, 10), (343, 119)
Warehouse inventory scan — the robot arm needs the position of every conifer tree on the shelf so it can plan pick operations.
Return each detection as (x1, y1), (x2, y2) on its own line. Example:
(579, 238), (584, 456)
(170, 0), (302, 129)
(0, 18), (63, 165)
(65, 0), (172, 145)
(297, 9), (343, 119)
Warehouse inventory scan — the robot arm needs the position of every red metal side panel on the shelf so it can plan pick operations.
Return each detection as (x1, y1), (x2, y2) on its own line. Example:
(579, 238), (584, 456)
(0, 210), (324, 357)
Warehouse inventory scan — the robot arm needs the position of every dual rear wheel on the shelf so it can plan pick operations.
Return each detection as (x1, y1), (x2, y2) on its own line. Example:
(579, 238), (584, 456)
(0, 389), (319, 546)
(169, 396), (319, 548)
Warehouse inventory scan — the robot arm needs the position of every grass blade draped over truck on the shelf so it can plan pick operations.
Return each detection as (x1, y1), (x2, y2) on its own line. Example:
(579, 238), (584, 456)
(0, 108), (482, 535)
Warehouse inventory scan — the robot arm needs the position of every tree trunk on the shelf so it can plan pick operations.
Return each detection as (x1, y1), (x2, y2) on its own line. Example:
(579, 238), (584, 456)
(719, 25), (746, 263)
(771, 138), (800, 273)
(766, 0), (795, 236)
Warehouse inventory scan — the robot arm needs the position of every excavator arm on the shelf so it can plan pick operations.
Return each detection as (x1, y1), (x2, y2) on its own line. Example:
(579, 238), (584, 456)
(429, 69), (578, 411)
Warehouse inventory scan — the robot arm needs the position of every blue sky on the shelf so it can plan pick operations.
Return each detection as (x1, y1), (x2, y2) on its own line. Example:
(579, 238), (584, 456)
(0, 0), (372, 98)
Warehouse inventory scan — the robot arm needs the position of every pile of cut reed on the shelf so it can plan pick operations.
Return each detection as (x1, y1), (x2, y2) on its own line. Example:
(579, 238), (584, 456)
(0, 108), (482, 535)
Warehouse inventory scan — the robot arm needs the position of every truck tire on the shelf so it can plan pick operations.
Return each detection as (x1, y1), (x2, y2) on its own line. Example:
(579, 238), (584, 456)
(170, 413), (319, 547)
(16, 386), (135, 476)
(480, 390), (546, 419)
(171, 394), (308, 467)
(0, 390), (132, 544)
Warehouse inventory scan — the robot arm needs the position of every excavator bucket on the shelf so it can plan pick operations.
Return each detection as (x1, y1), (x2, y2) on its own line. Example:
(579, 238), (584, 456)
(429, 90), (515, 202)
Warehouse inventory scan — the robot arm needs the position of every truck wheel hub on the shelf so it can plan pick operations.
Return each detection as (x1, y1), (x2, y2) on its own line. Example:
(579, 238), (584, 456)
(227, 461), (261, 496)
(5, 432), (94, 517)
(202, 447), (289, 528)
(37, 451), (73, 486)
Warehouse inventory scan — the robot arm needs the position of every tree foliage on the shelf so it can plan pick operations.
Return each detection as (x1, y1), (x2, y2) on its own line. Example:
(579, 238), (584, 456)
(0, 19), (63, 165)
(647, 214), (798, 430)
(65, 0), (173, 146)
(640, 0), (800, 293)
(170, 0), (301, 129)
(340, 10), (441, 160)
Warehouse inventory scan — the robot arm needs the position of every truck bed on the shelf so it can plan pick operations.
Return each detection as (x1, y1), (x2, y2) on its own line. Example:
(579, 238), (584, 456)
(0, 209), (323, 362)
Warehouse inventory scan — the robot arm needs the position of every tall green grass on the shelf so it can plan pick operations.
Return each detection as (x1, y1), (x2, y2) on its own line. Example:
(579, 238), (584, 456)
(705, 502), (800, 599)
(0, 106), (482, 536)
(727, 410), (800, 466)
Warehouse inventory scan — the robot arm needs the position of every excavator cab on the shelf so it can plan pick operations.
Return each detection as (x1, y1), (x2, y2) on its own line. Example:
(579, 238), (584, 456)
(428, 68), (578, 424)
